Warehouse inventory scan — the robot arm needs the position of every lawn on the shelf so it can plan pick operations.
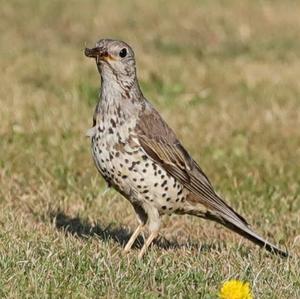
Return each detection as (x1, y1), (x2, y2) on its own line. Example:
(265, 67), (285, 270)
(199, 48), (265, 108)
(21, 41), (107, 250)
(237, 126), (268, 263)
(0, 0), (299, 298)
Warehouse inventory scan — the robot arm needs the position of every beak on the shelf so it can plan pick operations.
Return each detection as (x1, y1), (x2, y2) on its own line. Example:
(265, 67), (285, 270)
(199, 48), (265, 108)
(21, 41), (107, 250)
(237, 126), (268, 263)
(84, 47), (106, 63)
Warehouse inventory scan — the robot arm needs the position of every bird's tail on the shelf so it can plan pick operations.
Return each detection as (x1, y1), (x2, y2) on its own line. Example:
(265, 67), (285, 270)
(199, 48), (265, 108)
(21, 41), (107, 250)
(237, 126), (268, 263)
(191, 210), (289, 258)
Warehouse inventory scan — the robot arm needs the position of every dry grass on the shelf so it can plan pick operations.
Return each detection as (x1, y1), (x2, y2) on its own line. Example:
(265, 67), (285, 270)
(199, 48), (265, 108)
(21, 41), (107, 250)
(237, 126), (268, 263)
(0, 0), (300, 298)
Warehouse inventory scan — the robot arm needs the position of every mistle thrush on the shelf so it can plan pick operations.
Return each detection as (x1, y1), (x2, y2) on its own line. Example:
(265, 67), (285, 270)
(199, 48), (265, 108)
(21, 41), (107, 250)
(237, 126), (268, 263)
(84, 39), (288, 258)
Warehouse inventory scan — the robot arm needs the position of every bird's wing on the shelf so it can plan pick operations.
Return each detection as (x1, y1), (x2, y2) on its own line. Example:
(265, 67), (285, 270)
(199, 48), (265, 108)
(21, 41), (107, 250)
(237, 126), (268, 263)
(136, 103), (248, 226)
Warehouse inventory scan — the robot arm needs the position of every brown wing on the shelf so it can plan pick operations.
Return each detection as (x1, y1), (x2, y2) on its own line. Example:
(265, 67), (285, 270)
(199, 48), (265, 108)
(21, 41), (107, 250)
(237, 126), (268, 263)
(136, 103), (248, 226)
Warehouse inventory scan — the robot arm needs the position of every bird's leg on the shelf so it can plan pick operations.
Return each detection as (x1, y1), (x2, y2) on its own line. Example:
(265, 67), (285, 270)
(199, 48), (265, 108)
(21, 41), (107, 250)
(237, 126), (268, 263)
(124, 223), (144, 253)
(138, 230), (159, 259)
(138, 205), (160, 259)
(124, 203), (148, 254)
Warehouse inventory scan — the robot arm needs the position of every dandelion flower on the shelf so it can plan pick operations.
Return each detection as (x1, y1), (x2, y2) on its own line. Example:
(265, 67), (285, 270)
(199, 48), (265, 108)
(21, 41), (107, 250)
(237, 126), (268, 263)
(219, 279), (253, 299)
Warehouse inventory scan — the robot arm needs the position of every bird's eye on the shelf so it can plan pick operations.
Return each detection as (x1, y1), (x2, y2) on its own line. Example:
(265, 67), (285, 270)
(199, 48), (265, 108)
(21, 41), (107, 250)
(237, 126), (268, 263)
(119, 48), (127, 58)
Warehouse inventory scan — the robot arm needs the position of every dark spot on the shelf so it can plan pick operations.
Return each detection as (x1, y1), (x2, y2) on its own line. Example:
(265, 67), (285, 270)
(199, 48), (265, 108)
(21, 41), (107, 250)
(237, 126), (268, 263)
(142, 169), (147, 173)
(101, 159), (104, 163)
(129, 161), (140, 171)
(122, 175), (127, 179)
(125, 159), (129, 164)
(158, 170), (162, 175)
(154, 183), (158, 187)
(176, 198), (180, 202)
(168, 207), (173, 211)
(162, 193), (166, 198)
(145, 163), (149, 167)
(115, 152), (120, 158)
(142, 190), (149, 194)
(161, 175), (165, 179)
(162, 206), (167, 210)
(166, 197), (171, 202)
(117, 106), (122, 117)
(133, 178), (137, 182)
(140, 178), (144, 182)
(109, 153), (113, 160)
(145, 196), (150, 200)
(164, 186), (168, 191)
(177, 189), (183, 196)
(152, 163), (157, 170)
(137, 185), (142, 189)
(110, 119), (116, 128)
(161, 180), (168, 187)
(119, 163), (123, 168)
(108, 128), (113, 134)
(142, 155), (147, 160)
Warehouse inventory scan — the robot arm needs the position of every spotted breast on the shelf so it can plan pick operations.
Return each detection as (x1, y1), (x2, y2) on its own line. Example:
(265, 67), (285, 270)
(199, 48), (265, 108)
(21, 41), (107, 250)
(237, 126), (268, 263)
(90, 96), (188, 216)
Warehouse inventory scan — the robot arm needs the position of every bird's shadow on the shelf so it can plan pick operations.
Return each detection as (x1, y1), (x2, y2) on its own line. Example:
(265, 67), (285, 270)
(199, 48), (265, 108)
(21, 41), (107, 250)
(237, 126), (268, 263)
(49, 210), (215, 252)
(50, 210), (144, 249)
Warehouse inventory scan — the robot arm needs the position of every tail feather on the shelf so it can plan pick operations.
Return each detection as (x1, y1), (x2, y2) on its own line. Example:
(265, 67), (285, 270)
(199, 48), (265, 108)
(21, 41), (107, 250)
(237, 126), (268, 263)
(192, 210), (288, 258)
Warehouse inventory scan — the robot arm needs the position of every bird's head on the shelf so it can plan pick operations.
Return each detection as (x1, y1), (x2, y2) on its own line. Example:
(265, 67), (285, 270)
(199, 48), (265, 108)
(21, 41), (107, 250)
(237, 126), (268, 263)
(85, 39), (136, 86)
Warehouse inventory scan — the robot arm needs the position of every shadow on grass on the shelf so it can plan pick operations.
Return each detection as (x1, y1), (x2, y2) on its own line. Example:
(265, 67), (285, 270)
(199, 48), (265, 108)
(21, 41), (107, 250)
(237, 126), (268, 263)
(50, 210), (215, 252)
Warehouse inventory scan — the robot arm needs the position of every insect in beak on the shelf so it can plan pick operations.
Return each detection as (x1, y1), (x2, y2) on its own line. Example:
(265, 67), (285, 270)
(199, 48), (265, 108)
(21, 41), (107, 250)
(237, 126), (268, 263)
(85, 47), (107, 64)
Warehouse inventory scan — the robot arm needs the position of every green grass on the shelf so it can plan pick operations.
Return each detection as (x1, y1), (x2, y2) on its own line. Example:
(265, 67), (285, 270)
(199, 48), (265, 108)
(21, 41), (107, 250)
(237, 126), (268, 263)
(1, 0), (300, 298)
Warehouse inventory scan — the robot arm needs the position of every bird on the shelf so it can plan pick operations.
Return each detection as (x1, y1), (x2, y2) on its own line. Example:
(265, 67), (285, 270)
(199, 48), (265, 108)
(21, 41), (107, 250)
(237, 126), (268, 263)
(84, 38), (288, 259)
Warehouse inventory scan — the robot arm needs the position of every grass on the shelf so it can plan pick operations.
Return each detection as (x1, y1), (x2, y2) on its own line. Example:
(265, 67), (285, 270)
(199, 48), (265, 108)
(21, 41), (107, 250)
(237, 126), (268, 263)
(0, 0), (300, 297)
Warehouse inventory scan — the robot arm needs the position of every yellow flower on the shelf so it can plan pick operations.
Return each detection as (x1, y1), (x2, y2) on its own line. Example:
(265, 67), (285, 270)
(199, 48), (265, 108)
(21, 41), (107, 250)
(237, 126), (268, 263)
(219, 280), (253, 299)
